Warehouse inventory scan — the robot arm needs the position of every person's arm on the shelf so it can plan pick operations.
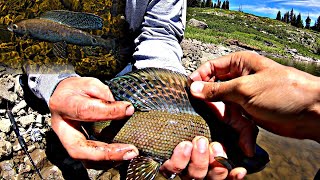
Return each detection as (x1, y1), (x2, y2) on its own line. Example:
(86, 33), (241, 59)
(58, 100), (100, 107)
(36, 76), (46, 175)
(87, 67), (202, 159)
(128, 0), (186, 74)
(125, 0), (246, 179)
(190, 51), (320, 143)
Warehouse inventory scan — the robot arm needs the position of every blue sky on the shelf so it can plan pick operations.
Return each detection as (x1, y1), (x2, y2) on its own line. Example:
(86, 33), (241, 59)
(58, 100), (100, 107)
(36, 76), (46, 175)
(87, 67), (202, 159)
(221, 0), (320, 25)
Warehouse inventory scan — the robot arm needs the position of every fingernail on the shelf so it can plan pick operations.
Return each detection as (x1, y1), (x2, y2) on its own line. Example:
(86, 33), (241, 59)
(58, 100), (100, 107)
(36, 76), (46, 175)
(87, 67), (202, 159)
(237, 171), (246, 180)
(211, 142), (225, 157)
(190, 81), (204, 93)
(183, 142), (192, 156)
(125, 105), (134, 116)
(189, 71), (199, 80)
(123, 150), (138, 160)
(197, 137), (208, 153)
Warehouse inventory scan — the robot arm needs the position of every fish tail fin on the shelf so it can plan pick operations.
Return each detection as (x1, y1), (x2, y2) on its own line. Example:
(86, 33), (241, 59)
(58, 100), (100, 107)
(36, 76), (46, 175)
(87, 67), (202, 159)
(126, 156), (160, 180)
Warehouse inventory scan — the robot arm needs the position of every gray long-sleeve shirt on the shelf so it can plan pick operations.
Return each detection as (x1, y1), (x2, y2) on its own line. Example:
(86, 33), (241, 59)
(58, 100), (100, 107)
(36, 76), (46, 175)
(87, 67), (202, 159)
(28, 0), (186, 104)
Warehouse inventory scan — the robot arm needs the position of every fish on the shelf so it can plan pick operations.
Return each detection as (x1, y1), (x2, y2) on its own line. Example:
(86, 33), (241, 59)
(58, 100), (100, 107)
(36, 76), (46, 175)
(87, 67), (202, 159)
(7, 10), (115, 58)
(85, 68), (270, 180)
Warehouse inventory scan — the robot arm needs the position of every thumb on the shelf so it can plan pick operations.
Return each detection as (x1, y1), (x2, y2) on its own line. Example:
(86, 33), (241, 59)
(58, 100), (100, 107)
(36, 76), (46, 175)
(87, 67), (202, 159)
(190, 80), (241, 103)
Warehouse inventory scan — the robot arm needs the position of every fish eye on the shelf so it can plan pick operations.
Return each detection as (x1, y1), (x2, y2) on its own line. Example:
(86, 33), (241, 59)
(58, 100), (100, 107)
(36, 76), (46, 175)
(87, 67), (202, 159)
(12, 24), (18, 30)
(92, 38), (97, 44)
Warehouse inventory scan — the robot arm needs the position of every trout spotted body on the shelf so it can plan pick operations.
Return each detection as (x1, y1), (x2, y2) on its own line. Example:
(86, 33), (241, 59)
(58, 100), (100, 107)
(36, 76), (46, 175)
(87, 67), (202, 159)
(89, 68), (270, 180)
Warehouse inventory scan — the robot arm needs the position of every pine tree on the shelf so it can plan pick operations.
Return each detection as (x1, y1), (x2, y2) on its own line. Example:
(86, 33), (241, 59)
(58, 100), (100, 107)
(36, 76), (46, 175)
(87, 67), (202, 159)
(316, 16), (320, 31)
(305, 15), (311, 29)
(213, 3), (216, 8)
(289, 8), (294, 23)
(205, 0), (211, 7)
(217, 0), (221, 8)
(291, 14), (296, 26)
(226, 0), (229, 10)
(222, 1), (226, 9)
(283, 12), (289, 23)
(276, 11), (281, 20)
(296, 13), (304, 28)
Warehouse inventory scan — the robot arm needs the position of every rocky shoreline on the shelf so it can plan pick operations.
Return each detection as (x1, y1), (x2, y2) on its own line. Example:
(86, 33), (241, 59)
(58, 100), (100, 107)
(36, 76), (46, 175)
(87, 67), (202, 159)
(0, 39), (319, 179)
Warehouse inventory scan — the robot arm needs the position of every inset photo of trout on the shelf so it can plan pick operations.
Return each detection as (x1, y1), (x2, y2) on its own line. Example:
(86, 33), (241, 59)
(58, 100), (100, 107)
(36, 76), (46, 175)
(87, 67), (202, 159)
(0, 0), (319, 180)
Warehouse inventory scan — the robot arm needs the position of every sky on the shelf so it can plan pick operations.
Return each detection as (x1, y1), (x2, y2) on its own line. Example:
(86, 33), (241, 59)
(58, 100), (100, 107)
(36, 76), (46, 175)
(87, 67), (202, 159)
(223, 0), (320, 25)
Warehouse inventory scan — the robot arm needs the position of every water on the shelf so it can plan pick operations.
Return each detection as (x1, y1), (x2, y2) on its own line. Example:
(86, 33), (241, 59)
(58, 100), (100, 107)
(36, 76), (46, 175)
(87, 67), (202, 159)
(0, 0), (319, 179)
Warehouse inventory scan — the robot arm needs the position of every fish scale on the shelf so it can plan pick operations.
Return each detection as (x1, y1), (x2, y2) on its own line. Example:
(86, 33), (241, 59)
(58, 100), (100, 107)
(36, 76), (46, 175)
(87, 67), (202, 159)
(89, 68), (270, 180)
(113, 110), (211, 160)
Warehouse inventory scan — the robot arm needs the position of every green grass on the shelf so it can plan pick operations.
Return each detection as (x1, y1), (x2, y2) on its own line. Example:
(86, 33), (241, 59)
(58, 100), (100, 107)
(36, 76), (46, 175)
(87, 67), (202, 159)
(185, 7), (320, 76)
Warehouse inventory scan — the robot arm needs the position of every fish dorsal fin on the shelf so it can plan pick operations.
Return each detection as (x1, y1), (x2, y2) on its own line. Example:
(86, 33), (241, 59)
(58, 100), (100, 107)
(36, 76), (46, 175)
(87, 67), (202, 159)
(40, 10), (103, 30)
(106, 68), (196, 114)
(127, 156), (160, 180)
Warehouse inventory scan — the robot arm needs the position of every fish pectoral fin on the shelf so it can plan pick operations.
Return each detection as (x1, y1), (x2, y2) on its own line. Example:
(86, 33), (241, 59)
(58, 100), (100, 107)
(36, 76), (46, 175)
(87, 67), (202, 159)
(214, 156), (235, 172)
(127, 156), (160, 180)
(53, 41), (67, 59)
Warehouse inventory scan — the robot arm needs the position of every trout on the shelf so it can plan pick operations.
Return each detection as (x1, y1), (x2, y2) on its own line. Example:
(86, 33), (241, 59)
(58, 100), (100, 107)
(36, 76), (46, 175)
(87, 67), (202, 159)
(7, 10), (115, 57)
(86, 68), (269, 180)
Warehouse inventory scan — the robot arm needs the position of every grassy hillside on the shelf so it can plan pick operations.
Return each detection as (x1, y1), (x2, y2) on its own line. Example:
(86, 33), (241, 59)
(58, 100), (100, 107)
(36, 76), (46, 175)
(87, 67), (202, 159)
(185, 8), (320, 76)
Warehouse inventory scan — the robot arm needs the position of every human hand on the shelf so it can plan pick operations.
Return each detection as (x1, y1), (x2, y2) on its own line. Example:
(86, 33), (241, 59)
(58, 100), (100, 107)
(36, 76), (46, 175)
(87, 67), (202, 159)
(160, 136), (246, 180)
(49, 77), (139, 161)
(189, 51), (320, 143)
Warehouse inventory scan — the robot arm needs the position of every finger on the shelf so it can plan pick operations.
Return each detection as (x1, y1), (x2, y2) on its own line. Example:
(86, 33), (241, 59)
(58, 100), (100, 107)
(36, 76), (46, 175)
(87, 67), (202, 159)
(62, 95), (134, 121)
(80, 77), (116, 102)
(207, 142), (228, 180)
(184, 136), (209, 180)
(160, 141), (193, 177)
(224, 104), (258, 157)
(190, 80), (242, 103)
(229, 167), (247, 180)
(51, 115), (139, 161)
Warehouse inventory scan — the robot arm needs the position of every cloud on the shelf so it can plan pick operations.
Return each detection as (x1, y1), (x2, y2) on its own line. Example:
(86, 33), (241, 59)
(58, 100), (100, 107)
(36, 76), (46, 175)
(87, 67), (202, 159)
(231, 5), (287, 16)
(267, 0), (320, 8)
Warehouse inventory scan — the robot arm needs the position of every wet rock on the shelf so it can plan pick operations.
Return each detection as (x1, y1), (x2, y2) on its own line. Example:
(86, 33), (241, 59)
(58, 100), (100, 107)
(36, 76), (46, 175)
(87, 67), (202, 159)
(188, 18), (208, 29)
(0, 160), (16, 179)
(24, 149), (47, 170)
(12, 100), (27, 114)
(0, 118), (11, 133)
(0, 140), (12, 159)
(17, 114), (35, 128)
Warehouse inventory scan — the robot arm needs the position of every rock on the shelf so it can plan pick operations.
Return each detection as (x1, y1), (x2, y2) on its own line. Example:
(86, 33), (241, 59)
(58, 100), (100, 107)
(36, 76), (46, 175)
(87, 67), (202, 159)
(188, 18), (208, 29)
(12, 100), (27, 114)
(87, 169), (104, 179)
(0, 118), (11, 133)
(24, 149), (47, 170)
(12, 139), (22, 152)
(35, 114), (43, 125)
(36, 165), (64, 180)
(0, 140), (12, 159)
(17, 163), (31, 174)
(17, 114), (35, 128)
(0, 160), (16, 179)
(14, 75), (24, 97)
